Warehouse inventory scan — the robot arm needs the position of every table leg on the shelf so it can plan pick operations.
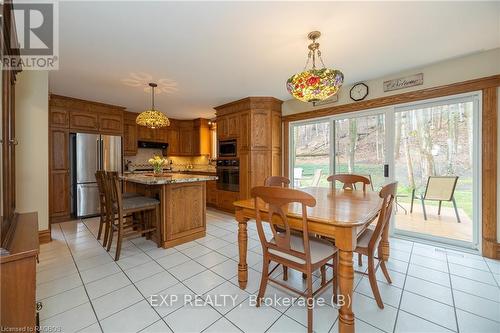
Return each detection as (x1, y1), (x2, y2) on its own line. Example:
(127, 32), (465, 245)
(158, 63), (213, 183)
(236, 211), (249, 290)
(338, 249), (355, 333)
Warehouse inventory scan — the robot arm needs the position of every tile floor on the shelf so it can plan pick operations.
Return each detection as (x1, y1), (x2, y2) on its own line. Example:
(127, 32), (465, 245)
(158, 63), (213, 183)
(37, 209), (500, 333)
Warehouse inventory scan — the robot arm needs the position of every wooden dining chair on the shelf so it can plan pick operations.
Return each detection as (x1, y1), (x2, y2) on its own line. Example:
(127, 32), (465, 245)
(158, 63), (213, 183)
(104, 172), (161, 260)
(327, 173), (371, 192)
(251, 186), (338, 333)
(354, 182), (397, 309)
(264, 176), (290, 188)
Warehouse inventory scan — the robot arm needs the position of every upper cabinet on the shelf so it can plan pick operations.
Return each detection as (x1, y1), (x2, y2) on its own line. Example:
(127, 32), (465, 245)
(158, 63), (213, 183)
(50, 95), (125, 135)
(123, 112), (138, 156)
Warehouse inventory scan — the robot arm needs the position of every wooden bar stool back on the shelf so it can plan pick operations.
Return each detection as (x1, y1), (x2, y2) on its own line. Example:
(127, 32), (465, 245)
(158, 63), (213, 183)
(354, 182), (397, 309)
(105, 172), (161, 260)
(95, 171), (109, 246)
(251, 186), (338, 333)
(327, 173), (371, 192)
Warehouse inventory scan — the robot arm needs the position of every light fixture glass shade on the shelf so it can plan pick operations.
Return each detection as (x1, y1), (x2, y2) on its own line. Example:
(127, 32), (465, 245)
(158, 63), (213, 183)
(286, 68), (344, 103)
(136, 110), (170, 129)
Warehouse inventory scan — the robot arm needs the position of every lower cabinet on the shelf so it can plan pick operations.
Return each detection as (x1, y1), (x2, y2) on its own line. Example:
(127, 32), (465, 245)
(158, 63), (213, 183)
(216, 190), (239, 212)
(206, 180), (218, 206)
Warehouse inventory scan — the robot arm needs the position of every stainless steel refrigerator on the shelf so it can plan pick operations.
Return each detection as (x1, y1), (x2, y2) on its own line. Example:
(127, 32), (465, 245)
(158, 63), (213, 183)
(72, 133), (122, 217)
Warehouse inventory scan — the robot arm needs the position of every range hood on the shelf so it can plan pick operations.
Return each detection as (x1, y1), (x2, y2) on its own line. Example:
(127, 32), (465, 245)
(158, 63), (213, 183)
(138, 141), (168, 150)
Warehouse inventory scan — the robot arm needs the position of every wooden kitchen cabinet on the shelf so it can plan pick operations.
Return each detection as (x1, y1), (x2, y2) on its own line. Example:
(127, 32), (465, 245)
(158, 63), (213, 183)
(49, 107), (69, 128)
(167, 127), (180, 155)
(217, 115), (228, 140)
(216, 190), (239, 212)
(137, 124), (155, 141)
(227, 113), (240, 138)
(98, 112), (123, 134)
(206, 180), (218, 206)
(123, 124), (137, 156)
(70, 109), (99, 132)
(179, 127), (194, 155)
(49, 128), (70, 221)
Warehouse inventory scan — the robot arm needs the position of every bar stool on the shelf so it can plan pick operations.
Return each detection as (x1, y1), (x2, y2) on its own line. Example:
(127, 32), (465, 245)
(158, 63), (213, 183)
(104, 172), (161, 260)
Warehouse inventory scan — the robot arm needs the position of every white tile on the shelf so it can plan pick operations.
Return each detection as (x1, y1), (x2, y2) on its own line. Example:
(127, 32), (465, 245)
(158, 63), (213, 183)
(100, 300), (160, 333)
(285, 302), (337, 333)
(125, 261), (165, 283)
(169, 260), (206, 280)
(352, 292), (398, 332)
(145, 247), (178, 260)
(116, 252), (152, 270)
(376, 267), (406, 289)
(131, 238), (158, 251)
(230, 268), (267, 294)
(80, 262), (121, 284)
(205, 281), (249, 314)
(184, 270), (226, 294)
(77, 322), (102, 333)
(36, 263), (78, 284)
(75, 253), (114, 271)
(400, 291), (457, 331)
(195, 251), (229, 268)
(456, 309), (500, 333)
(411, 245), (447, 262)
(37, 273), (83, 300)
(404, 276), (453, 305)
(330, 318), (384, 333)
(385, 259), (409, 274)
(174, 241), (199, 251)
(39, 286), (89, 320)
(40, 302), (97, 333)
(135, 271), (178, 297)
(140, 320), (173, 333)
(355, 277), (403, 308)
(216, 243), (240, 258)
(156, 251), (191, 269)
(391, 249), (411, 262)
(395, 310), (453, 333)
(165, 304), (221, 333)
(268, 315), (306, 333)
(210, 259), (238, 279)
(85, 272), (131, 300)
(226, 299), (282, 333)
(450, 275), (500, 302)
(447, 255), (490, 272)
(148, 283), (194, 318)
(411, 255), (449, 273)
(407, 264), (451, 287)
(180, 244), (213, 258)
(91, 285), (143, 320)
(452, 290), (500, 322)
(449, 263), (497, 286)
(203, 317), (241, 333)
(485, 259), (500, 274)
(390, 238), (414, 253)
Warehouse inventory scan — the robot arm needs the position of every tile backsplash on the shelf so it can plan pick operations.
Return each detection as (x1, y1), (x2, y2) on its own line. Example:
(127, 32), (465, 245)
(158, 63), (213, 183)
(124, 148), (215, 171)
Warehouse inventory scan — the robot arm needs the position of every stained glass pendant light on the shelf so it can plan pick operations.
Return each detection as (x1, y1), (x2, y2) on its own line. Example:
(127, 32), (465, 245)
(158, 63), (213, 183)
(136, 83), (170, 129)
(287, 31), (344, 103)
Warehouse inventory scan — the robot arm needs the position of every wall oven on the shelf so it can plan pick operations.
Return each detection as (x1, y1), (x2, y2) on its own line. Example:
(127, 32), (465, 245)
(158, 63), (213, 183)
(218, 139), (237, 157)
(216, 159), (239, 192)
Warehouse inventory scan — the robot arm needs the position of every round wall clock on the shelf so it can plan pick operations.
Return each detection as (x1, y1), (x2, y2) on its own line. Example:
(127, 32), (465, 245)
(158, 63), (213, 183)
(350, 83), (369, 101)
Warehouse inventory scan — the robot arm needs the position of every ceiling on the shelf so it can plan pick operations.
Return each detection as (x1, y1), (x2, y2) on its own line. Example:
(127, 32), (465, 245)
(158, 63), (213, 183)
(49, 1), (500, 119)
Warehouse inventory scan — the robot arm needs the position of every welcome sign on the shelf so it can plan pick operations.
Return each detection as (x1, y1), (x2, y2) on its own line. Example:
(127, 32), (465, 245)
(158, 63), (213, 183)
(383, 73), (424, 92)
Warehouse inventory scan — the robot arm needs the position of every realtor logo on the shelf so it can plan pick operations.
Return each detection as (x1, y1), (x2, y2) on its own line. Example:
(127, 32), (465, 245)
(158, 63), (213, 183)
(2, 1), (59, 70)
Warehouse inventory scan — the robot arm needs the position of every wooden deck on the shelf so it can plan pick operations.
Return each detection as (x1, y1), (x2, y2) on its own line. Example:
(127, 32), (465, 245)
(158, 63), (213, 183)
(394, 202), (473, 242)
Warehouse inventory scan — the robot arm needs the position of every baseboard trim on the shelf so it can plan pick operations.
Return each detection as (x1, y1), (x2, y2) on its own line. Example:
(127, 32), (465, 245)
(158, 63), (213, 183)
(39, 229), (51, 244)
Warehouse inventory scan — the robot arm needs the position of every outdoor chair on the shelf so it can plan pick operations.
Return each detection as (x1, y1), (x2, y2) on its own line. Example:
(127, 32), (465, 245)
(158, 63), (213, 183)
(410, 176), (460, 223)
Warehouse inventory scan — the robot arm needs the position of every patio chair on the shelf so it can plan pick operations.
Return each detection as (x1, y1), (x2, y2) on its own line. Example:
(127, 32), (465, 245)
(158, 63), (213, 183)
(410, 176), (460, 223)
(310, 169), (323, 187)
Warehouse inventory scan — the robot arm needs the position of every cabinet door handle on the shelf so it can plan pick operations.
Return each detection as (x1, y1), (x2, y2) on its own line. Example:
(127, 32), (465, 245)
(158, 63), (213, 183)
(9, 139), (18, 145)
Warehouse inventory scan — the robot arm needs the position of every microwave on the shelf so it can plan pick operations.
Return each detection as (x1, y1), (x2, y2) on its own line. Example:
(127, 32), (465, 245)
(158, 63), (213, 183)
(218, 139), (237, 157)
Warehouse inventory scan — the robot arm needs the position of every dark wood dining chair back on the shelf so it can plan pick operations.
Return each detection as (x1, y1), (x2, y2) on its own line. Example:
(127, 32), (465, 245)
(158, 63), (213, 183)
(327, 173), (371, 192)
(369, 182), (397, 251)
(264, 176), (291, 188)
(251, 186), (316, 265)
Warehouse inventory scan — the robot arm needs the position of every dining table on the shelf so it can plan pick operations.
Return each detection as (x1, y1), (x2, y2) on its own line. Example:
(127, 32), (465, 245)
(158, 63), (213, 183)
(233, 187), (387, 333)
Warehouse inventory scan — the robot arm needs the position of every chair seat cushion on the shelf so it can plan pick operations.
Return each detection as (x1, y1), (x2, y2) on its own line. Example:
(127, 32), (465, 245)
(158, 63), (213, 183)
(121, 196), (159, 210)
(268, 234), (336, 265)
(356, 228), (374, 249)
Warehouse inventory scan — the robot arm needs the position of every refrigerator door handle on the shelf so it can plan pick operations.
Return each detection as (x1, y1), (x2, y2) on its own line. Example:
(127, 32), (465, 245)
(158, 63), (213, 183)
(96, 138), (101, 171)
(101, 139), (105, 170)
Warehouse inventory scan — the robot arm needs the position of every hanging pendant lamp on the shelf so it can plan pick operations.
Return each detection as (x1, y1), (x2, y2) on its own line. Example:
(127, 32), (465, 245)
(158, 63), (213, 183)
(136, 83), (170, 129)
(286, 31), (344, 103)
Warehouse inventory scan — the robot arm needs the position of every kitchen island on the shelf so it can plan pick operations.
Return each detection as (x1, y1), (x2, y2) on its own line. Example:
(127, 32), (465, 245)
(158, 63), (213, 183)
(122, 173), (217, 248)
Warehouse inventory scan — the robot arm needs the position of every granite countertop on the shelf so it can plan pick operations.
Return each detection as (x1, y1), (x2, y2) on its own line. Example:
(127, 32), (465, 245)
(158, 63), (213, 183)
(122, 173), (217, 185)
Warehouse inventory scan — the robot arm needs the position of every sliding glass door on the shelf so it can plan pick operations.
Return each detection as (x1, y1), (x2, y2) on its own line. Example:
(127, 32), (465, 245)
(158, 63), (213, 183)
(391, 94), (480, 249)
(289, 92), (481, 250)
